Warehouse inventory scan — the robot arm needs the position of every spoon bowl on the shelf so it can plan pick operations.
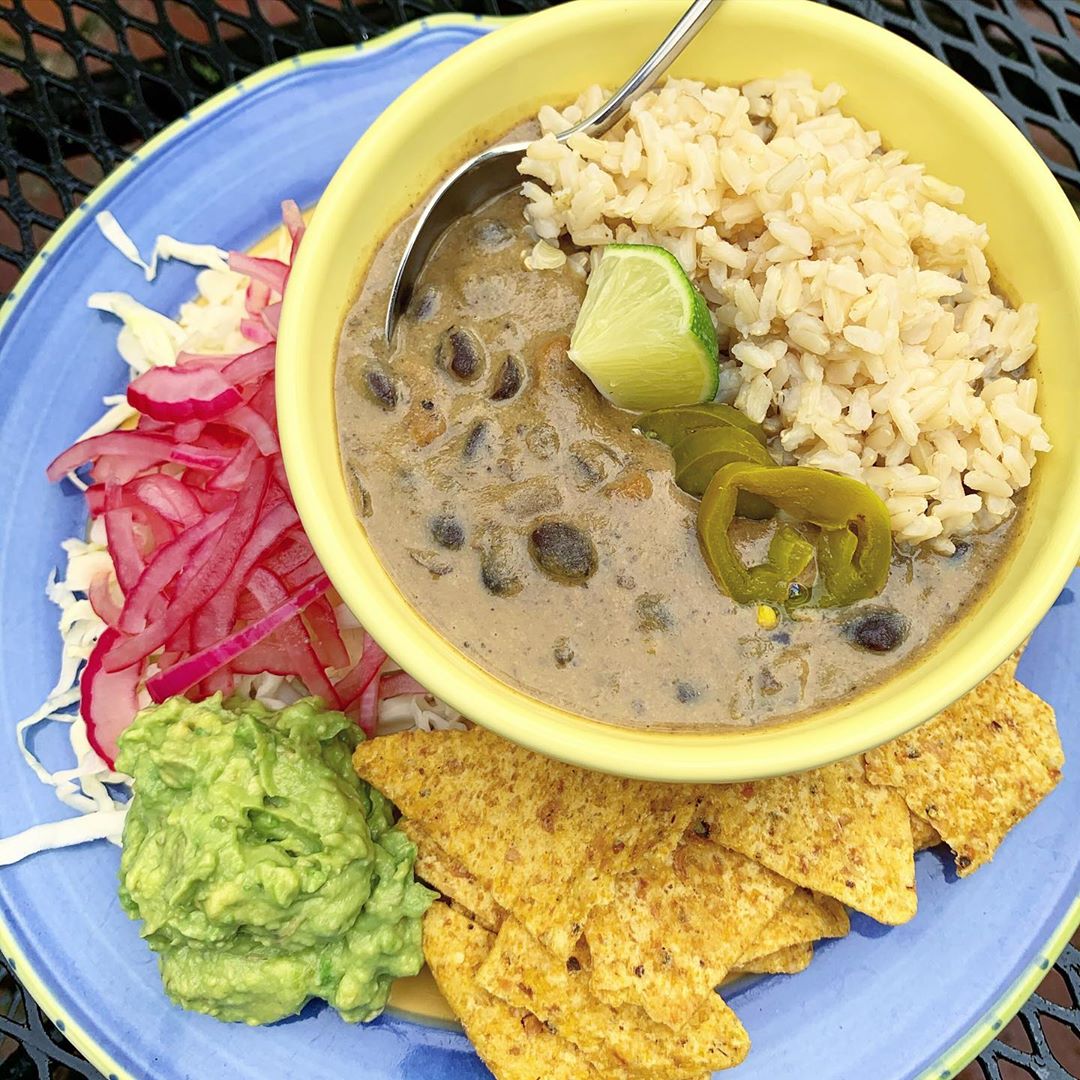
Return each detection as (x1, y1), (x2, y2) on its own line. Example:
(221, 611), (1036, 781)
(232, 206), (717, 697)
(383, 0), (724, 341)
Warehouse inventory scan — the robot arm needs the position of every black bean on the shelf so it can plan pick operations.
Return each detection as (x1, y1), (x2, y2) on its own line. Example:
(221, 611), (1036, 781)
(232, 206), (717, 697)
(528, 522), (598, 584)
(771, 630), (792, 646)
(491, 355), (525, 401)
(364, 368), (397, 410)
(842, 608), (910, 653)
(431, 513), (465, 550)
(477, 526), (524, 598)
(675, 681), (699, 704)
(435, 326), (484, 381)
(475, 219), (513, 250)
(480, 553), (523, 597)
(463, 421), (489, 461)
(568, 440), (618, 491)
(412, 286), (439, 322)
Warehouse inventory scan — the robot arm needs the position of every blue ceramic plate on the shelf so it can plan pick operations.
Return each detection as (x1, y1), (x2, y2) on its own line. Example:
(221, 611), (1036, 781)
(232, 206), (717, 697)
(0, 17), (1075, 1080)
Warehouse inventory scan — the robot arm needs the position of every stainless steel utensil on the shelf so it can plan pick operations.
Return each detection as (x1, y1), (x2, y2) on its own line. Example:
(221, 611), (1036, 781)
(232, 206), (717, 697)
(384, 0), (725, 341)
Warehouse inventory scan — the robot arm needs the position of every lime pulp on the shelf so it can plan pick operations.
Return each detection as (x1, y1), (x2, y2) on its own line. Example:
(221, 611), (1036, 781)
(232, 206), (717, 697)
(567, 244), (720, 411)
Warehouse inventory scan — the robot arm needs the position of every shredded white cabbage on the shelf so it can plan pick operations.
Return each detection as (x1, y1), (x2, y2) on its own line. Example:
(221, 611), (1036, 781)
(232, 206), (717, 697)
(94, 211), (228, 281)
(4, 215), (459, 866)
(7, 543), (130, 864)
(2, 229), (254, 864)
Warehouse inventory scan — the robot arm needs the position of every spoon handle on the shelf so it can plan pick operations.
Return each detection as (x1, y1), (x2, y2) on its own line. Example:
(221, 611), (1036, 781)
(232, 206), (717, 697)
(559, 0), (725, 143)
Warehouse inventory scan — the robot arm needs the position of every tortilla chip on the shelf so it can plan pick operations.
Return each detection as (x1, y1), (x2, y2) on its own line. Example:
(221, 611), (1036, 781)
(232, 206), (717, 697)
(698, 756), (917, 924)
(354, 728), (697, 956)
(733, 941), (814, 976)
(909, 813), (942, 853)
(401, 819), (506, 932)
(585, 834), (793, 1029)
(864, 664), (1062, 876)
(736, 889), (849, 966)
(422, 902), (605, 1080)
(477, 919), (748, 1078)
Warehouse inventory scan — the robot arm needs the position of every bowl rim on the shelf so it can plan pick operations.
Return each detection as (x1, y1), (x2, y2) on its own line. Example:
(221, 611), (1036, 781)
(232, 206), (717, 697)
(278, 0), (1080, 782)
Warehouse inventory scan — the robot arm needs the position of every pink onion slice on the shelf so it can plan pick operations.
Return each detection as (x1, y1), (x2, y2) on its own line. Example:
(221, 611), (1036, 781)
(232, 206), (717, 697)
(244, 279), (272, 317)
(103, 509), (143, 594)
(356, 676), (380, 737)
(229, 252), (289, 295)
(81, 627), (142, 767)
(167, 443), (234, 471)
(380, 671), (427, 699)
(126, 474), (204, 529)
(240, 318), (274, 345)
(302, 594), (350, 671)
(209, 438), (259, 491)
(147, 574), (331, 703)
(117, 507), (230, 634)
(260, 302), (282, 337)
(104, 460), (269, 671)
(262, 533), (315, 577)
(172, 420), (205, 444)
(191, 500), (299, 650)
(176, 350), (239, 370)
(244, 568), (340, 706)
(47, 431), (207, 483)
(88, 573), (123, 629)
(223, 344), (275, 386)
(221, 404), (278, 455)
(281, 199), (305, 263)
(336, 632), (387, 709)
(127, 364), (243, 422)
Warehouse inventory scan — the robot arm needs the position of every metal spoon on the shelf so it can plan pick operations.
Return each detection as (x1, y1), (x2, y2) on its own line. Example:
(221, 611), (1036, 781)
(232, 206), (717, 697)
(385, 0), (725, 342)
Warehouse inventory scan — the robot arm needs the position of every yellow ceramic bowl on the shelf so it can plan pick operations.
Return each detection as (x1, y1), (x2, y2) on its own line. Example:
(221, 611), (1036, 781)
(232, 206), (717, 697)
(278, 0), (1080, 782)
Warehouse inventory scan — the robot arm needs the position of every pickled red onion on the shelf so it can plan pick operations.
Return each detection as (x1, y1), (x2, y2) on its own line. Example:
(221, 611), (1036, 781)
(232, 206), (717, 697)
(48, 202), (439, 766)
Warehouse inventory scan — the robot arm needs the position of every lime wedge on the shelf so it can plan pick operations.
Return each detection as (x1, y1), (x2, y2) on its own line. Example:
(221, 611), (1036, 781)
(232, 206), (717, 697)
(568, 244), (719, 411)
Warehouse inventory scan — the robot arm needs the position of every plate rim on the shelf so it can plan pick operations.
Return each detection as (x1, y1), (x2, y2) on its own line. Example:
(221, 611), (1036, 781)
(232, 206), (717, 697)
(0, 13), (1074, 1080)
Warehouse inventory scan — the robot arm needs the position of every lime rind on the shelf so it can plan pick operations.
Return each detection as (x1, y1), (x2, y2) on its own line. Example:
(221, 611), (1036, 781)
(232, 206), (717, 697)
(568, 244), (719, 411)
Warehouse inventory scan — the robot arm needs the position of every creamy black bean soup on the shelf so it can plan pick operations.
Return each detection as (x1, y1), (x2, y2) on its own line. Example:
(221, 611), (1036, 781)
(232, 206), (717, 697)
(334, 183), (1015, 731)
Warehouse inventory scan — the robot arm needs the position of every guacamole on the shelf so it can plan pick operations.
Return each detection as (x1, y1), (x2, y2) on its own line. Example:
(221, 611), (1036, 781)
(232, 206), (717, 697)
(116, 695), (433, 1025)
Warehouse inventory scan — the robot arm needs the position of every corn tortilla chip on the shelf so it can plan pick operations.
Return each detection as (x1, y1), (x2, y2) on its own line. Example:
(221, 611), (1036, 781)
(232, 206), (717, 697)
(422, 902), (605, 1080)
(736, 889), (848, 966)
(864, 664), (1062, 876)
(909, 813), (941, 853)
(477, 919), (747, 1078)
(733, 941), (814, 976)
(401, 819), (506, 933)
(698, 756), (917, 924)
(585, 835), (793, 1029)
(354, 728), (696, 957)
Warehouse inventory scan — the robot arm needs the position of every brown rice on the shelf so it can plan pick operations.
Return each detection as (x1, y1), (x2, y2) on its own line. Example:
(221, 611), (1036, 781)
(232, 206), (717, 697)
(519, 73), (1050, 552)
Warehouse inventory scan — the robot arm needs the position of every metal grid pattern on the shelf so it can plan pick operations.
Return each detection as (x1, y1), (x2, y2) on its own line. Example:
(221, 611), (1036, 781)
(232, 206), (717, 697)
(0, 1), (1077, 1078)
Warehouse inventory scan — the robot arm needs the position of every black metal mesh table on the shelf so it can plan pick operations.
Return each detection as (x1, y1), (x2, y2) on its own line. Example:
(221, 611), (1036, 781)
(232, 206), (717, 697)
(0, 1), (1077, 1077)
